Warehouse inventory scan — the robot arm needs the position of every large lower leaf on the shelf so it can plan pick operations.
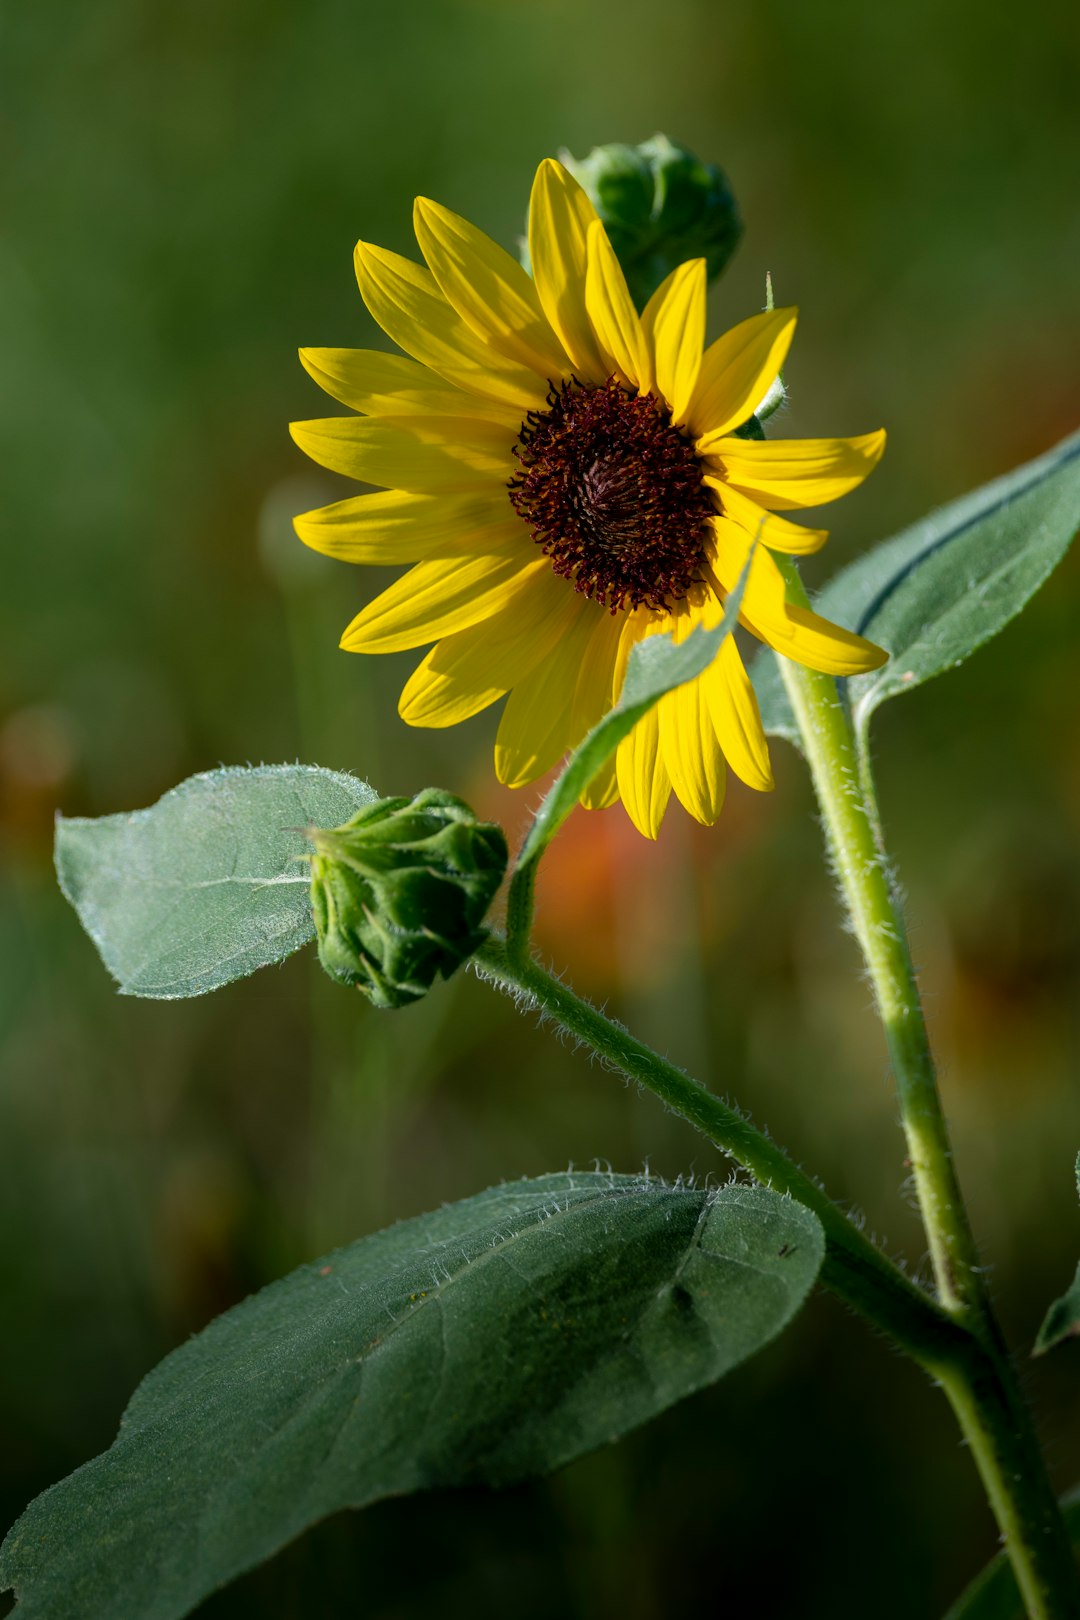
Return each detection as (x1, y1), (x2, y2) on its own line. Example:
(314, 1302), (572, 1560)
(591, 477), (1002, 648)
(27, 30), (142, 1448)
(0, 1173), (823, 1620)
(55, 764), (378, 998)
(754, 427), (1080, 749)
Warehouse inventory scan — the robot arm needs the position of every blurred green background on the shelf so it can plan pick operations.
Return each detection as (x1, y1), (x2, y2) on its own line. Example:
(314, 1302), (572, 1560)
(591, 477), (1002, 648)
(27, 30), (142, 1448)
(2, 0), (1080, 1613)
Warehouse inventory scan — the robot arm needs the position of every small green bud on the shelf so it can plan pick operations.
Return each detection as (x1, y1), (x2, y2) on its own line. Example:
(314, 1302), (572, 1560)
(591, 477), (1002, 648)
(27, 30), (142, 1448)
(307, 788), (508, 1009)
(558, 134), (742, 311)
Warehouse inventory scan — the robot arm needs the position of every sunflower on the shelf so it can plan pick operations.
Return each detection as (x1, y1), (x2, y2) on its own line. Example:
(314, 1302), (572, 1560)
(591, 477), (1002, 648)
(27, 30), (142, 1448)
(291, 159), (887, 838)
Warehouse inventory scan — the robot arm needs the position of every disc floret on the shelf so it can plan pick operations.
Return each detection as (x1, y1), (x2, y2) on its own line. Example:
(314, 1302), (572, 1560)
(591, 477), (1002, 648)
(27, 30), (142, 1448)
(508, 378), (715, 614)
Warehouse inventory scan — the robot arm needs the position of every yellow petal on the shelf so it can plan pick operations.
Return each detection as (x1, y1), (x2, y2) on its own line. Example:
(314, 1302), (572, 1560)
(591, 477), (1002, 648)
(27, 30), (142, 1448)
(616, 703), (671, 840)
(705, 479), (828, 556)
(702, 429), (887, 511)
(570, 609), (625, 808)
(570, 604), (625, 735)
(298, 348), (524, 426)
(528, 159), (608, 382)
(697, 602), (774, 791)
(342, 547), (546, 654)
(579, 755), (620, 811)
(657, 607), (727, 824)
(707, 516), (796, 612)
(354, 240), (546, 411)
(641, 259), (706, 423)
(289, 415), (513, 492)
(495, 606), (602, 787)
(750, 601), (890, 676)
(398, 571), (583, 728)
(584, 219), (651, 392)
(413, 197), (568, 379)
(687, 308), (798, 439)
(611, 605), (653, 702)
(708, 517), (887, 676)
(294, 489), (520, 565)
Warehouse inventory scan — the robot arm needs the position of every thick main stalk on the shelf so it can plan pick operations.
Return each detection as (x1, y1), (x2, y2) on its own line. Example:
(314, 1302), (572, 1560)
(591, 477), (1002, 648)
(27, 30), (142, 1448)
(773, 572), (1079, 1616)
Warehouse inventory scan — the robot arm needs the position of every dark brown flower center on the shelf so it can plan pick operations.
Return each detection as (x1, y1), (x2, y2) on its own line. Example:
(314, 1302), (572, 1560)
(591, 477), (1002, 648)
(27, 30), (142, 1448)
(507, 377), (714, 613)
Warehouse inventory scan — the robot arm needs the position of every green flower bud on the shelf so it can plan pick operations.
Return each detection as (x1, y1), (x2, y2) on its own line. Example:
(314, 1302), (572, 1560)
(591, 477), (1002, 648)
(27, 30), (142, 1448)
(307, 789), (508, 1009)
(558, 134), (741, 311)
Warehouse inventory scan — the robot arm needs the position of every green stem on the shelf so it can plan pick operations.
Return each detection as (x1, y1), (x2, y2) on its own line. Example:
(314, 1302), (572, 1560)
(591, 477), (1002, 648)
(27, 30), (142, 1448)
(773, 559), (1079, 1618)
(948, 1490), (1080, 1619)
(778, 658), (977, 1309)
(504, 854), (536, 972)
(474, 935), (962, 1370)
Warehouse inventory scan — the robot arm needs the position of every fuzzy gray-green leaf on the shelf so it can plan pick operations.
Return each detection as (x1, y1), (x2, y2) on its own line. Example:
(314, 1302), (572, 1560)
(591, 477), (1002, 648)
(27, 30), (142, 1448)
(753, 426), (1080, 748)
(55, 764), (378, 998)
(0, 1174), (823, 1620)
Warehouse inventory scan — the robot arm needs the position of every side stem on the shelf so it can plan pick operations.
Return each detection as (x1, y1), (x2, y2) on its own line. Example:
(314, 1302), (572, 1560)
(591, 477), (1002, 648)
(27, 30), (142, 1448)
(774, 558), (1079, 1617)
(474, 936), (962, 1371)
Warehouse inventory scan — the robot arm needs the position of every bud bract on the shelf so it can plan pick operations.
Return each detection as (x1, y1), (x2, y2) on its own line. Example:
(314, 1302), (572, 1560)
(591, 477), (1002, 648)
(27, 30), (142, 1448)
(558, 134), (742, 311)
(307, 789), (508, 1009)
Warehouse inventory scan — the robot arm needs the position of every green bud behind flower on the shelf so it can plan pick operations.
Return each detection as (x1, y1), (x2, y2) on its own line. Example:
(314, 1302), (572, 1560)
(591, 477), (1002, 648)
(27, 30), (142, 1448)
(558, 134), (742, 311)
(307, 789), (508, 1009)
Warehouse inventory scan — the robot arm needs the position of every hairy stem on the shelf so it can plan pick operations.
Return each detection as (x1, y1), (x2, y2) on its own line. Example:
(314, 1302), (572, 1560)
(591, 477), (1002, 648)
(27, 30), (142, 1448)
(474, 935), (962, 1370)
(774, 557), (1079, 1618)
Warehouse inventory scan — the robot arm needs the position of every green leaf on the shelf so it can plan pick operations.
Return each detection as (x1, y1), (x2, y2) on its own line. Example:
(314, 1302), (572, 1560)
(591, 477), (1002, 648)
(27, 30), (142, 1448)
(55, 764), (378, 998)
(942, 1484), (1080, 1619)
(506, 550), (750, 955)
(753, 427), (1080, 750)
(1035, 1264), (1080, 1355)
(1034, 1153), (1080, 1356)
(0, 1173), (823, 1620)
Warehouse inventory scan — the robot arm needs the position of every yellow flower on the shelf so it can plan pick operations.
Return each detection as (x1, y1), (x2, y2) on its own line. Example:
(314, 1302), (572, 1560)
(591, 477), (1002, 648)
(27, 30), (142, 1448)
(291, 159), (887, 839)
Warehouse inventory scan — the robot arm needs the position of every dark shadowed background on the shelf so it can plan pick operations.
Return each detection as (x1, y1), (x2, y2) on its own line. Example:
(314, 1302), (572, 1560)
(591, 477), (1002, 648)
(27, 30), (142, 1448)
(2, 0), (1080, 1614)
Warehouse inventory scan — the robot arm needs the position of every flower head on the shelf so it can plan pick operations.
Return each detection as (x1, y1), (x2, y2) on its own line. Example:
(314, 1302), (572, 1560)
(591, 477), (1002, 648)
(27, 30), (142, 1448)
(291, 159), (887, 838)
